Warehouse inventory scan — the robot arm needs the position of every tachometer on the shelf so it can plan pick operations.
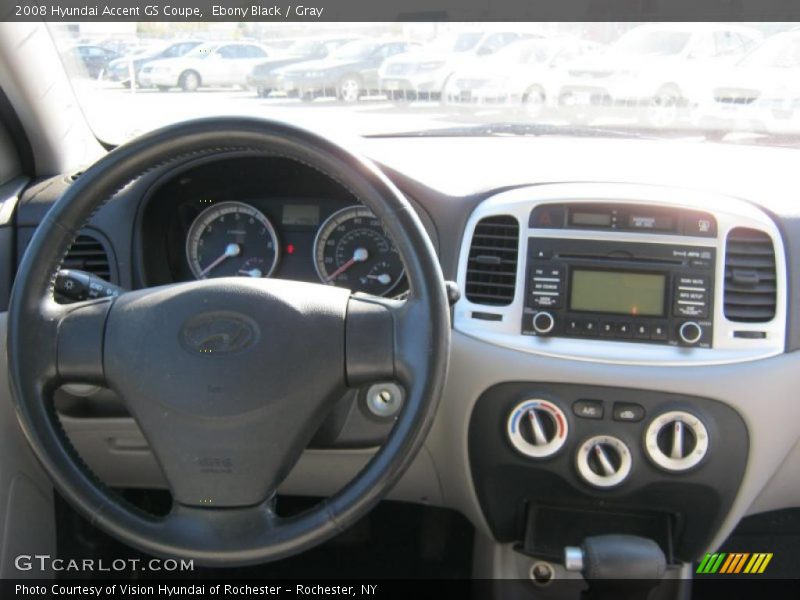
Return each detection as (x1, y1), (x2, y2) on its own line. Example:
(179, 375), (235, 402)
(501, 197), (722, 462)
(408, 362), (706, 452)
(186, 201), (279, 280)
(313, 206), (404, 296)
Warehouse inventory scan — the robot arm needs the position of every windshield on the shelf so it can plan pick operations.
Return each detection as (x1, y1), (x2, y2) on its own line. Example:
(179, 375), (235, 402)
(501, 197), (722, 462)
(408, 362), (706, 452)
(493, 39), (554, 64)
(613, 29), (692, 56)
(739, 33), (800, 68)
(50, 22), (800, 146)
(182, 44), (216, 59)
(428, 32), (483, 53)
(286, 39), (321, 56)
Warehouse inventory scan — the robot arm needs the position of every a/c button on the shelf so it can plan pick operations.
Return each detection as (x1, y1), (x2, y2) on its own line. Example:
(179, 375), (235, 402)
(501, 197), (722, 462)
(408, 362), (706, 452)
(573, 399), (604, 420)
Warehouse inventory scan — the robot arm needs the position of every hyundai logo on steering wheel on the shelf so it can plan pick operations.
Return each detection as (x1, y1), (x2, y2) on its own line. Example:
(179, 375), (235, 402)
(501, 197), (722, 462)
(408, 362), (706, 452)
(179, 311), (260, 356)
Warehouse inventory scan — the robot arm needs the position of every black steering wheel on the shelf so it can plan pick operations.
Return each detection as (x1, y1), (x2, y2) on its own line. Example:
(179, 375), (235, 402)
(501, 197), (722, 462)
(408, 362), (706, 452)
(7, 118), (450, 566)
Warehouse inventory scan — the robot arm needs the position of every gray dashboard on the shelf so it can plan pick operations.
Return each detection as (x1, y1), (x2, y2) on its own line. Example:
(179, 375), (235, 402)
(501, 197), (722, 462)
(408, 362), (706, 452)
(6, 134), (800, 567)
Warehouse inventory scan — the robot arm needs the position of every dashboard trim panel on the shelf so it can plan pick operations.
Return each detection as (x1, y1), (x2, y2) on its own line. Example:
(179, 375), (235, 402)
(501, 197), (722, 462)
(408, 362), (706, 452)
(454, 183), (787, 366)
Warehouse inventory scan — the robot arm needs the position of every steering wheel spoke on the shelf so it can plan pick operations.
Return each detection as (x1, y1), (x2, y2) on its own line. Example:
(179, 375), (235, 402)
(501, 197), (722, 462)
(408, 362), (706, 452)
(52, 298), (112, 385)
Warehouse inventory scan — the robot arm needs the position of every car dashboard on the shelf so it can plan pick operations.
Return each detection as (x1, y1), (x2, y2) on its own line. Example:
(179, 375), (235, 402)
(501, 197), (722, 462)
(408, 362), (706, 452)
(8, 133), (800, 579)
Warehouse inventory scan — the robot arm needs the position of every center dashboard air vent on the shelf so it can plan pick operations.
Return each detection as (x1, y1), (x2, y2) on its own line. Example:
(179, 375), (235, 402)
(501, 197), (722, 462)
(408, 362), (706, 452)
(465, 215), (519, 306)
(724, 227), (776, 322)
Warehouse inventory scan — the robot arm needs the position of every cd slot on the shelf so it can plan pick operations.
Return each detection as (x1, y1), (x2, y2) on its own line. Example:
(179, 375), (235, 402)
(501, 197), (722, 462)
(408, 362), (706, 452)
(555, 253), (684, 266)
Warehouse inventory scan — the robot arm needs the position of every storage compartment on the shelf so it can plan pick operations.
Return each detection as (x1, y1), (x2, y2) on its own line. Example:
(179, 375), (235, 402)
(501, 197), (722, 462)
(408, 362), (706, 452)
(522, 504), (675, 564)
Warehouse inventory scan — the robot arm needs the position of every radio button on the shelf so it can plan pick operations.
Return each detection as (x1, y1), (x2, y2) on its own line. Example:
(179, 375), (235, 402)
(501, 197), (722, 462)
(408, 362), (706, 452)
(566, 319), (581, 335)
(615, 322), (632, 338)
(634, 323), (650, 340)
(599, 321), (615, 337)
(677, 276), (707, 287)
(533, 282), (560, 292)
(678, 321), (703, 345)
(531, 249), (553, 260)
(674, 303), (708, 319)
(582, 320), (599, 336)
(531, 312), (556, 335)
(677, 290), (707, 302)
(532, 295), (562, 308)
(651, 325), (668, 340)
(532, 294), (561, 308)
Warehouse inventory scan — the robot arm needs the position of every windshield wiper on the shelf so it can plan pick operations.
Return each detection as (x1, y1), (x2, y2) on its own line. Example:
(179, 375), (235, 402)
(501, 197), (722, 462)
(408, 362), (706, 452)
(370, 122), (657, 140)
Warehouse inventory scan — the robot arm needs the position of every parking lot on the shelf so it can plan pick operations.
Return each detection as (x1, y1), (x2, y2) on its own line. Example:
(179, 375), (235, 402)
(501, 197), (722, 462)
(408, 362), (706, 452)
(73, 78), (800, 149)
(76, 81), (495, 142)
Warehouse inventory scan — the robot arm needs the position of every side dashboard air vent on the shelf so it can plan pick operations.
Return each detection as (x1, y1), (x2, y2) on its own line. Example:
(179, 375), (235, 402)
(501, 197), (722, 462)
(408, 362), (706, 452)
(724, 227), (777, 322)
(465, 215), (519, 306)
(61, 234), (112, 281)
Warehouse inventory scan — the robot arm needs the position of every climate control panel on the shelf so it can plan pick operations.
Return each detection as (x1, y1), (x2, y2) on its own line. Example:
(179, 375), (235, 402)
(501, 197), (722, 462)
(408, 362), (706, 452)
(503, 396), (710, 489)
(470, 382), (749, 562)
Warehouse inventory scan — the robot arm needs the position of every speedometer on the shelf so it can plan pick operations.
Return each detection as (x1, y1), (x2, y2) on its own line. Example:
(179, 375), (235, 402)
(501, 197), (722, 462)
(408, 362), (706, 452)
(186, 201), (279, 280)
(313, 206), (404, 296)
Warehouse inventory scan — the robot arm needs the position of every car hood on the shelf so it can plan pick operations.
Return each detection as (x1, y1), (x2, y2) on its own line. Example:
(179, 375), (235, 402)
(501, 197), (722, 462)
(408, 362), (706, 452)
(566, 53), (679, 73)
(452, 60), (547, 81)
(144, 57), (200, 70)
(710, 65), (800, 95)
(278, 58), (364, 73)
(384, 50), (463, 67)
(110, 55), (156, 69)
(252, 56), (311, 74)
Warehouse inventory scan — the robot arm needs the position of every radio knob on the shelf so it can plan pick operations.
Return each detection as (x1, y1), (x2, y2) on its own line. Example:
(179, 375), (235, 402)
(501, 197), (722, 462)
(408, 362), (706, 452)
(532, 311), (556, 335)
(678, 321), (703, 345)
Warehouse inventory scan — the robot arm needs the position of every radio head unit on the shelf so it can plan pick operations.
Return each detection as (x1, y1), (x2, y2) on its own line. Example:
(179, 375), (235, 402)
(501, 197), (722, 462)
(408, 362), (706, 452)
(521, 238), (715, 347)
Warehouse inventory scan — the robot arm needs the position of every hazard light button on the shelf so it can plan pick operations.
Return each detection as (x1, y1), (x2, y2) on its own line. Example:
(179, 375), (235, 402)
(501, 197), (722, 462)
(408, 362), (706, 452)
(530, 205), (565, 228)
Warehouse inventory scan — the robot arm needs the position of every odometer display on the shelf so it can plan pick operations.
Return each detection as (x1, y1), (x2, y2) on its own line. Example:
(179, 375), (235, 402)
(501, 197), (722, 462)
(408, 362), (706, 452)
(186, 201), (279, 280)
(314, 206), (404, 296)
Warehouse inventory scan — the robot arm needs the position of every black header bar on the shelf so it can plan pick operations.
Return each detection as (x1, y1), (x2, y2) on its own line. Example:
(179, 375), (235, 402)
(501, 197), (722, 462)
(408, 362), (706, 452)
(3, 1), (800, 22)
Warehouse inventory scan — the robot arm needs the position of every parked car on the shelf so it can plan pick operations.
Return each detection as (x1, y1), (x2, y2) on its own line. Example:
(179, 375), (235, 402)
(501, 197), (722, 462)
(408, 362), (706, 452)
(557, 23), (762, 127)
(60, 44), (120, 79)
(379, 30), (536, 102)
(138, 42), (272, 92)
(247, 37), (358, 98)
(260, 38), (298, 53)
(442, 37), (602, 118)
(691, 31), (800, 134)
(106, 40), (203, 87)
(276, 39), (416, 102)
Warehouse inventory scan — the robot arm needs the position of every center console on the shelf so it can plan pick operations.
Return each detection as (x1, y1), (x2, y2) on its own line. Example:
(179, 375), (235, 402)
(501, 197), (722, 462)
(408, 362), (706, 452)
(453, 183), (786, 576)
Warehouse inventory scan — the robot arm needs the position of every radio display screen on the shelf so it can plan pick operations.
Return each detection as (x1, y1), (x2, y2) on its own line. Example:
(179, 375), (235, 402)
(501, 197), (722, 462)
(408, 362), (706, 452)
(570, 270), (666, 317)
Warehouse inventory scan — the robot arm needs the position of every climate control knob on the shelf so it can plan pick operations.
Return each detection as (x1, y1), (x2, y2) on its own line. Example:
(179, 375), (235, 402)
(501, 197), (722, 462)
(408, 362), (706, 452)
(644, 411), (709, 472)
(532, 311), (556, 335)
(575, 435), (632, 488)
(507, 399), (568, 458)
(678, 321), (703, 345)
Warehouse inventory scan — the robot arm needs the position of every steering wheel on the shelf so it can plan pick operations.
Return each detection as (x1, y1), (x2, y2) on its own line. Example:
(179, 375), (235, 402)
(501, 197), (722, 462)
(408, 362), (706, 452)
(6, 118), (450, 566)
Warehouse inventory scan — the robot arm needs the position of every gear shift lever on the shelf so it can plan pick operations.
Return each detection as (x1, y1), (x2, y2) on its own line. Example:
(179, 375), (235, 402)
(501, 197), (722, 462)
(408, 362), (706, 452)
(564, 534), (667, 600)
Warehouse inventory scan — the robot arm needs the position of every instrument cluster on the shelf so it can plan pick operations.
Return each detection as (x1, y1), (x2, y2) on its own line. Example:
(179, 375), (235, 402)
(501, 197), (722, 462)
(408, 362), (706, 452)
(138, 156), (408, 297)
(181, 199), (406, 297)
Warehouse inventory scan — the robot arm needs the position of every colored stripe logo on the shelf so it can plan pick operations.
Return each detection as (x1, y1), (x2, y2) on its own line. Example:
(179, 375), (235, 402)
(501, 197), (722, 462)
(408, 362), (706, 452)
(696, 552), (773, 574)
